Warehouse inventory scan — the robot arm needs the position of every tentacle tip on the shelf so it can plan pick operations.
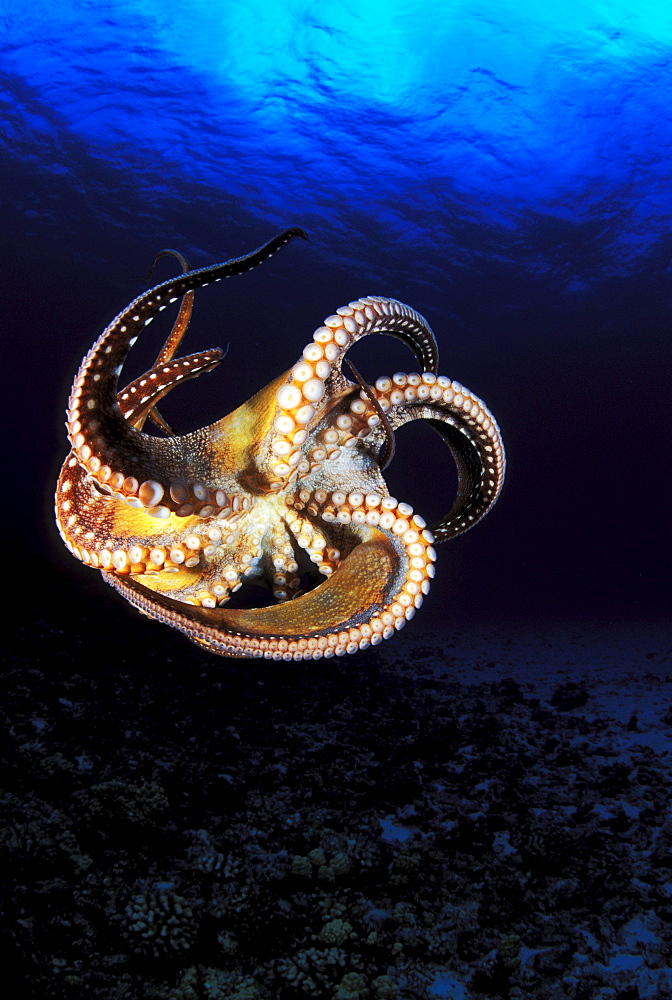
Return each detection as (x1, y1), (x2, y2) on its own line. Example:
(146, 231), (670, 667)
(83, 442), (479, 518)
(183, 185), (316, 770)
(147, 248), (191, 282)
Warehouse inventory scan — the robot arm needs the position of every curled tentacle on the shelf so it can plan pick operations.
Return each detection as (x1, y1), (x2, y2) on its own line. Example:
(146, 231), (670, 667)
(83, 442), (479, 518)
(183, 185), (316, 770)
(103, 490), (436, 660)
(309, 371), (505, 542)
(148, 248), (191, 282)
(263, 296), (438, 487)
(65, 228), (308, 517)
(368, 372), (505, 541)
(142, 248), (196, 433)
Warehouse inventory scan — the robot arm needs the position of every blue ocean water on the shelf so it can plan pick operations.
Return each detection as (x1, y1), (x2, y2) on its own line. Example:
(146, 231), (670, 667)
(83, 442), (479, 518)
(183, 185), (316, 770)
(2, 0), (670, 625)
(5, 1), (672, 269)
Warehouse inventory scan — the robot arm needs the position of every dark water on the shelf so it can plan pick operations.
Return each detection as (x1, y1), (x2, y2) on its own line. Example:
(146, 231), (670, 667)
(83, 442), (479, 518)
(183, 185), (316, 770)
(2, 3), (672, 997)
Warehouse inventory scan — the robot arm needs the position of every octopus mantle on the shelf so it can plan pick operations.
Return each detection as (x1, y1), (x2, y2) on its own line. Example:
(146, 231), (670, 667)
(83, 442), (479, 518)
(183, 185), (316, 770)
(55, 230), (505, 659)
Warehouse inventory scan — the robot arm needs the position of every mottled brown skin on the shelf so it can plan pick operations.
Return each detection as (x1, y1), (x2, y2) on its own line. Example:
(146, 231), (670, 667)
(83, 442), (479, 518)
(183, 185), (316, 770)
(55, 230), (505, 660)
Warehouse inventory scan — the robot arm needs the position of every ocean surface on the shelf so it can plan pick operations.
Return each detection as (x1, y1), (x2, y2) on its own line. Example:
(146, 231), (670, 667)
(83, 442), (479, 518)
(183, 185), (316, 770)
(2, 2), (671, 997)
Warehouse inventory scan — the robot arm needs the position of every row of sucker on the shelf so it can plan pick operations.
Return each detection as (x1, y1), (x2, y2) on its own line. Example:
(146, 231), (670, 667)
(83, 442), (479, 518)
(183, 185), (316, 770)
(203, 486), (436, 658)
(283, 509), (341, 581)
(65, 228), (307, 517)
(115, 490), (437, 660)
(305, 370), (505, 540)
(265, 297), (438, 488)
(58, 488), (250, 577)
(269, 517), (302, 602)
(182, 518), (261, 610)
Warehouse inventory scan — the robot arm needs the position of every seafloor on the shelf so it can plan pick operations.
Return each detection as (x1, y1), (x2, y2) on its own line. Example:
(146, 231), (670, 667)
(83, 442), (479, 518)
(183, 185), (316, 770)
(4, 580), (672, 1000)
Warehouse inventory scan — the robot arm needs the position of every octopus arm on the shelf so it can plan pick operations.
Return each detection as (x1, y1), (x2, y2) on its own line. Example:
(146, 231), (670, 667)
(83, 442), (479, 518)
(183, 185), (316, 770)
(260, 297), (439, 488)
(145, 248), (195, 368)
(139, 247), (195, 431)
(118, 349), (223, 430)
(65, 228), (307, 514)
(103, 517), (435, 659)
(384, 382), (506, 543)
(304, 370), (505, 543)
(382, 381), (505, 542)
(421, 414), (504, 542)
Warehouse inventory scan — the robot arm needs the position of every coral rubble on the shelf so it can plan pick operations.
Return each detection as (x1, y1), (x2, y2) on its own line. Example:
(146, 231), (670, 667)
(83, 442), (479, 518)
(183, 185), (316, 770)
(3, 611), (671, 998)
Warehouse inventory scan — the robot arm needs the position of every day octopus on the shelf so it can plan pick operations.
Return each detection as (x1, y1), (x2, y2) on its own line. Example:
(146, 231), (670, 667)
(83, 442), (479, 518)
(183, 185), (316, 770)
(55, 229), (505, 660)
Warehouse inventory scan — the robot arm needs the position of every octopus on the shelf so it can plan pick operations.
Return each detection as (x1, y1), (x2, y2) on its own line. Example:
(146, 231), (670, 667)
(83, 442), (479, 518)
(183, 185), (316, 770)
(55, 229), (505, 660)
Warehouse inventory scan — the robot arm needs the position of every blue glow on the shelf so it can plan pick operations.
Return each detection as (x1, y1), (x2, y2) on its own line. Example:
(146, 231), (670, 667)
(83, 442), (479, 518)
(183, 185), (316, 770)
(429, 972), (467, 998)
(2, 0), (672, 272)
(379, 816), (413, 842)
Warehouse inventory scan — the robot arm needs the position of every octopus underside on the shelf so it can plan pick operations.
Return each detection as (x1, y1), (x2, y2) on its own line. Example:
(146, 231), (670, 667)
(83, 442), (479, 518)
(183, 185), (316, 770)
(55, 229), (505, 660)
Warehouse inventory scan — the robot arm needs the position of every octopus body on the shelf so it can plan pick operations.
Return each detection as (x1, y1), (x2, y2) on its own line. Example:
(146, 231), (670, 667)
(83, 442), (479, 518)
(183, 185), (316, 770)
(55, 230), (505, 660)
